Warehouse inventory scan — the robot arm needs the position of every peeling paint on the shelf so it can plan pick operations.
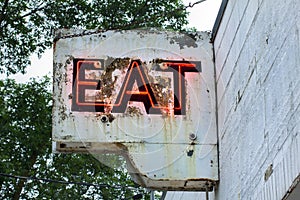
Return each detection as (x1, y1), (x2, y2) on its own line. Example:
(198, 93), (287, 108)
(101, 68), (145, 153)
(169, 35), (198, 49)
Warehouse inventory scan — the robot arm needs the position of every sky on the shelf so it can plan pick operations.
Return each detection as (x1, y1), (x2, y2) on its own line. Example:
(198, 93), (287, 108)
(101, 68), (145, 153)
(7, 0), (222, 83)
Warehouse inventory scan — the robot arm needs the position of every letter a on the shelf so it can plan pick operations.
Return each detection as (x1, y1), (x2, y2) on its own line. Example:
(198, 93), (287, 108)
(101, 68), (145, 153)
(112, 60), (161, 114)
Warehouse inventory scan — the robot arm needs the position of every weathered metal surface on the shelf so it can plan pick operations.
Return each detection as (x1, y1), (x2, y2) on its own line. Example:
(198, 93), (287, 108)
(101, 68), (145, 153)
(52, 29), (218, 190)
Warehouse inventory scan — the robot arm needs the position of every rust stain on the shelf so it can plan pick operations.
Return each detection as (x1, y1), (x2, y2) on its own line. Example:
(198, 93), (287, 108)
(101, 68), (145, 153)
(169, 35), (198, 49)
(125, 106), (143, 117)
(91, 57), (130, 109)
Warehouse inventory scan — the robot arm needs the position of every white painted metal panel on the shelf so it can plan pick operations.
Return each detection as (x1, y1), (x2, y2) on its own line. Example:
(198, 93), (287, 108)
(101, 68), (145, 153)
(53, 29), (217, 190)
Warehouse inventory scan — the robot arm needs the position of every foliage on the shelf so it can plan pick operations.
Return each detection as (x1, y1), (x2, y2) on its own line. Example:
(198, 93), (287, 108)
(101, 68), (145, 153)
(0, 0), (188, 75)
(0, 78), (149, 199)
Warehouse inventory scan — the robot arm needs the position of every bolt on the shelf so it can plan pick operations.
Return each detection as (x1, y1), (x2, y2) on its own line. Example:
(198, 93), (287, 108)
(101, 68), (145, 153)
(100, 115), (109, 123)
(94, 61), (101, 68)
(189, 133), (197, 140)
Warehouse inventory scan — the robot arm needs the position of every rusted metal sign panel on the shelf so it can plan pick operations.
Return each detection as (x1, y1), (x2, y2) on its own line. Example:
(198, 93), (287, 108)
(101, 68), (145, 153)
(53, 29), (218, 191)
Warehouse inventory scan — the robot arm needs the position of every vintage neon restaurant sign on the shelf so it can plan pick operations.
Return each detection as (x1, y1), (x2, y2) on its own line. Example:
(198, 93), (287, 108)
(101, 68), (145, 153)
(72, 58), (201, 115)
(53, 30), (218, 191)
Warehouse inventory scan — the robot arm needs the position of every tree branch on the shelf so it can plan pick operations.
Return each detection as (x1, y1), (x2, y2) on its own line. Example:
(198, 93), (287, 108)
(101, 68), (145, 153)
(185, 0), (207, 9)
(17, 2), (47, 20)
(1, 1), (47, 38)
(129, 0), (148, 28)
(12, 153), (38, 200)
(123, 0), (208, 30)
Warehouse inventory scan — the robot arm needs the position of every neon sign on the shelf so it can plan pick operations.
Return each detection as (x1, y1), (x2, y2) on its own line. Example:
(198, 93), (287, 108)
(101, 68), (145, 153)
(72, 58), (201, 115)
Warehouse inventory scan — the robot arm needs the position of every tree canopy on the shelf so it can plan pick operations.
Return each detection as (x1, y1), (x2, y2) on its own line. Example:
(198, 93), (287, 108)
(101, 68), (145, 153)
(0, 78), (149, 199)
(0, 0), (188, 75)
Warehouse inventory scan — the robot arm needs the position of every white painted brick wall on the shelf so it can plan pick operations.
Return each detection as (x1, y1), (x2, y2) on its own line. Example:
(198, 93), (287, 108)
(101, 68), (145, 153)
(215, 0), (300, 199)
(166, 0), (299, 199)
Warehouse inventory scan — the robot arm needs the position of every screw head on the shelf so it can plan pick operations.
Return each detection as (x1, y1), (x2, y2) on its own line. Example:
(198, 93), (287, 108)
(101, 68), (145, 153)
(100, 115), (108, 123)
(189, 133), (197, 140)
